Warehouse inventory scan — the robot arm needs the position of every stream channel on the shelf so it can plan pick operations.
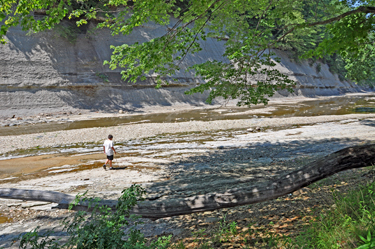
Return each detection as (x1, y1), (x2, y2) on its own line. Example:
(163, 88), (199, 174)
(1, 94), (375, 184)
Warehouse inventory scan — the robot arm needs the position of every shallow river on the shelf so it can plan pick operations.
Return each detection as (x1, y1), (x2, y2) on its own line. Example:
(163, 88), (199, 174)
(1, 94), (375, 184)
(1, 95), (375, 136)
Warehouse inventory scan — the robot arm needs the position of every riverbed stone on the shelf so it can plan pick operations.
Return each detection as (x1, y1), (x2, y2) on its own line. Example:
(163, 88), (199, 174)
(21, 202), (52, 209)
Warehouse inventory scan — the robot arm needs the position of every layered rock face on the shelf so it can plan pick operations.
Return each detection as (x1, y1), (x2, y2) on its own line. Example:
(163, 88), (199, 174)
(0, 19), (365, 117)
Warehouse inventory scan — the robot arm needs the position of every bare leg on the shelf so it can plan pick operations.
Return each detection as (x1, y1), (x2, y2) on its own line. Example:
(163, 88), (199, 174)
(104, 158), (110, 170)
(108, 160), (112, 169)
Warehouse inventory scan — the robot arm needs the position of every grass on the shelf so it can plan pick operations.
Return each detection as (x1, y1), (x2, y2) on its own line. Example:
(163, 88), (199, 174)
(291, 181), (375, 249)
(169, 168), (375, 249)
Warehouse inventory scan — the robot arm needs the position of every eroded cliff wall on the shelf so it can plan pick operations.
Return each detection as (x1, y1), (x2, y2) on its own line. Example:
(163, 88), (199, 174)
(0, 19), (366, 117)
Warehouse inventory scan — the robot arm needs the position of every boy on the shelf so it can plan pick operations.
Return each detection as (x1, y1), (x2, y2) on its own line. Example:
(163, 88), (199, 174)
(103, 134), (116, 170)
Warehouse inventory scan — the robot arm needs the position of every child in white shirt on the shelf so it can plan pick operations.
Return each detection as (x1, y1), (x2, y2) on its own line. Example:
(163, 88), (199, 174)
(103, 134), (116, 170)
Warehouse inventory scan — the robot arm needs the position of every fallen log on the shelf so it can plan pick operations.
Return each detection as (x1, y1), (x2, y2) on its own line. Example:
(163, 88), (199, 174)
(0, 188), (75, 204)
(1, 144), (375, 219)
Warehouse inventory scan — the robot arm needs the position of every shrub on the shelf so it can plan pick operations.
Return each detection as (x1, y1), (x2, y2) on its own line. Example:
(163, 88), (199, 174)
(16, 185), (171, 249)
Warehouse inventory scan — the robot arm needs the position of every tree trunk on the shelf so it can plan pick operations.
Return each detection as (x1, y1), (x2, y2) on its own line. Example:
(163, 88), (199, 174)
(0, 188), (76, 205)
(1, 144), (375, 219)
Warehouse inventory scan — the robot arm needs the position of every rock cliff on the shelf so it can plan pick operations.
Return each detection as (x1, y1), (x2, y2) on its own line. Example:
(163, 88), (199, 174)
(0, 19), (367, 118)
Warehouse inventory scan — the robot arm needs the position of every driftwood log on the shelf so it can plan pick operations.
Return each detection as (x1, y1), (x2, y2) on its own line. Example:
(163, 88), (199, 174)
(1, 144), (375, 219)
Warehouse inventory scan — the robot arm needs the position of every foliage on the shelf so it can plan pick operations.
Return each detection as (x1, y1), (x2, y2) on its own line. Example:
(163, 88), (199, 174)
(214, 214), (238, 243)
(18, 227), (59, 249)
(0, 0), (69, 40)
(15, 185), (171, 249)
(316, 63), (322, 73)
(96, 72), (109, 82)
(289, 181), (375, 248)
(53, 21), (80, 43)
(304, 2), (375, 84)
(1, 0), (375, 105)
(357, 231), (375, 249)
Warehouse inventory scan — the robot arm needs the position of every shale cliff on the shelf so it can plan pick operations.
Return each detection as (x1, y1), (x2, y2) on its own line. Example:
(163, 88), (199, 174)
(0, 19), (366, 118)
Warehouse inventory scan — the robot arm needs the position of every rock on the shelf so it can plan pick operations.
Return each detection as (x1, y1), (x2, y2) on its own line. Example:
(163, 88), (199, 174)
(253, 158), (273, 164)
(21, 201), (51, 208)
(119, 110), (124, 114)
(206, 217), (219, 223)
(30, 203), (58, 211)
(247, 128), (254, 132)
(198, 222), (210, 226)
(7, 202), (22, 207)
(293, 189), (304, 196)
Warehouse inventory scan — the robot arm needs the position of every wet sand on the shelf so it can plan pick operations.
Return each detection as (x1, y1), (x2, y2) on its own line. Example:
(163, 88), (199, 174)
(0, 153), (105, 180)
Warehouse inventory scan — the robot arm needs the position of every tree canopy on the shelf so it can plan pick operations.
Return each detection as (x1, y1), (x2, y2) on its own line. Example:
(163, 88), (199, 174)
(1, 0), (374, 105)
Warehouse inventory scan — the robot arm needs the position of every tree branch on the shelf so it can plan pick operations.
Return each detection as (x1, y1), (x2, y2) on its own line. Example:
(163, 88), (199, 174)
(273, 6), (375, 46)
(176, 0), (229, 66)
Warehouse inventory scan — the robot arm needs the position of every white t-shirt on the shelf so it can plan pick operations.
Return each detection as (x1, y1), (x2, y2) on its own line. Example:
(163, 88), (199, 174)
(103, 139), (114, 156)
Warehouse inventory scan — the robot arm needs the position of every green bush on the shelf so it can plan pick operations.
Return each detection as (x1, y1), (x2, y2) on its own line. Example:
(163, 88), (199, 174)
(16, 185), (171, 249)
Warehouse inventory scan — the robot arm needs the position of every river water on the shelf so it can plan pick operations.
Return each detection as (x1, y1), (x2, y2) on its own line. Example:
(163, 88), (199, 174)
(1, 95), (375, 136)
